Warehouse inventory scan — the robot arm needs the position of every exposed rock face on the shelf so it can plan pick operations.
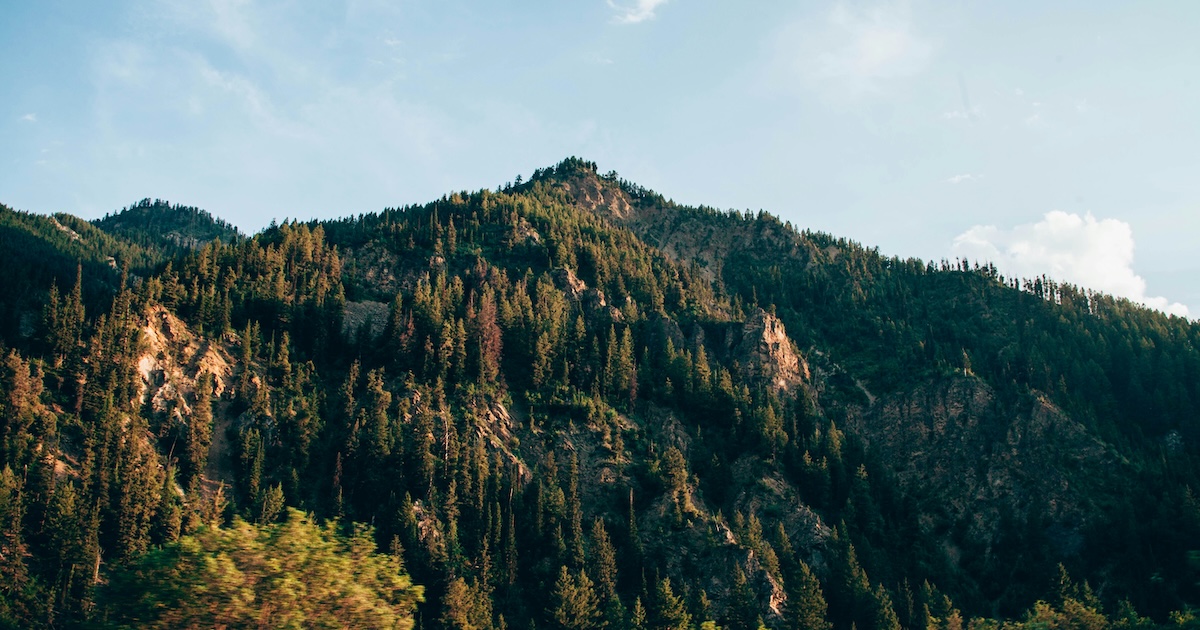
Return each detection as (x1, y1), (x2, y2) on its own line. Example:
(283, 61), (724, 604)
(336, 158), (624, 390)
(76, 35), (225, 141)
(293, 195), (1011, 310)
(551, 267), (623, 323)
(137, 305), (238, 485)
(617, 403), (818, 623)
(476, 400), (530, 483)
(647, 313), (687, 352)
(552, 267), (587, 299)
(138, 306), (235, 410)
(558, 174), (634, 219)
(733, 308), (809, 393)
(557, 171), (817, 285)
(161, 232), (212, 250)
(344, 241), (446, 300)
(845, 376), (1121, 559)
(506, 215), (542, 248)
(49, 216), (82, 241)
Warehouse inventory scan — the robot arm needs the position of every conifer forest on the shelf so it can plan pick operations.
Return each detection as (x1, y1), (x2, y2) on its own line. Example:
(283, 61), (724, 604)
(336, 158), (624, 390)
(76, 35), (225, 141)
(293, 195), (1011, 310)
(2, 158), (1199, 629)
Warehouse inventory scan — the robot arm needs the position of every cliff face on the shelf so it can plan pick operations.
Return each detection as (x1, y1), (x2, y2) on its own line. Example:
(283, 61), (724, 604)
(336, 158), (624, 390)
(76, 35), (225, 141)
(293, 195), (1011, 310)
(137, 305), (239, 486)
(844, 376), (1121, 559)
(734, 309), (809, 393)
(615, 403), (801, 622)
(138, 306), (235, 407)
(692, 308), (809, 395)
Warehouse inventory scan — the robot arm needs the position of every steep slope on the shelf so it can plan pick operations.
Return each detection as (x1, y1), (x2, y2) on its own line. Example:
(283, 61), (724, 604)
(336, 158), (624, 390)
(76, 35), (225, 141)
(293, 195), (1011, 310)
(2, 159), (1200, 629)
(531, 158), (1200, 614)
(0, 204), (161, 344)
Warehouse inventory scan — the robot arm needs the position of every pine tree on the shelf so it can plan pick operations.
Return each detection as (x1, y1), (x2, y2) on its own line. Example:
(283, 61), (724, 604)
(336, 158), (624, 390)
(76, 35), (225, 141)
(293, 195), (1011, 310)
(653, 578), (691, 630)
(442, 576), (494, 630)
(0, 465), (39, 623)
(871, 584), (901, 630)
(631, 597), (648, 630)
(729, 566), (760, 630)
(258, 482), (286, 524)
(590, 519), (619, 603)
(473, 286), (503, 386)
(186, 373), (214, 492)
(363, 368), (393, 461)
(789, 560), (831, 630)
(551, 565), (602, 630)
(567, 453), (584, 568)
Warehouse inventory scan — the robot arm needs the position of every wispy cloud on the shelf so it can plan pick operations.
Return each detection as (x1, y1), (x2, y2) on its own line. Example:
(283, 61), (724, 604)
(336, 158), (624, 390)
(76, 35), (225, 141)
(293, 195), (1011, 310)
(946, 173), (979, 184)
(952, 211), (1190, 317)
(774, 0), (932, 96)
(606, 0), (669, 24)
(942, 107), (982, 121)
(20, 113), (37, 122)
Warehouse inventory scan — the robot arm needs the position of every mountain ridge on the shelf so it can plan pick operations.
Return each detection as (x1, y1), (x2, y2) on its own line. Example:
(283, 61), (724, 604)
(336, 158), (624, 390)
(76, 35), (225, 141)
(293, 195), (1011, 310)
(0, 157), (1198, 628)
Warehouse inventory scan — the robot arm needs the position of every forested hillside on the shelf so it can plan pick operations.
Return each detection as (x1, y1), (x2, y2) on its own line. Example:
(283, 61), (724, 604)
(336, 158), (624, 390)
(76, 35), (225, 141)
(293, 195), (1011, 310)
(1, 158), (1198, 629)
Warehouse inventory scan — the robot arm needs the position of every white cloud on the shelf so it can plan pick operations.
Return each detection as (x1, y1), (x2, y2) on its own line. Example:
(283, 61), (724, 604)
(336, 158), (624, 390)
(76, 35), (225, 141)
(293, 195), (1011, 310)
(20, 113), (37, 122)
(606, 0), (669, 24)
(778, 1), (932, 95)
(945, 173), (979, 184)
(952, 211), (1190, 317)
(942, 106), (982, 121)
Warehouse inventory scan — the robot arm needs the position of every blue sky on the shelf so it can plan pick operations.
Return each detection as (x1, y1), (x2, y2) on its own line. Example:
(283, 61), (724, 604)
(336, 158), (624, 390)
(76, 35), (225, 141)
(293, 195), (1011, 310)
(2, 0), (1197, 316)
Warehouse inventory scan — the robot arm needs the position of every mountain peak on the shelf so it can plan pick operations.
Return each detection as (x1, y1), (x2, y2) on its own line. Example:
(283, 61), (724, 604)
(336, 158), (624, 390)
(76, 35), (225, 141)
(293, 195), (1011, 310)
(555, 168), (636, 220)
(524, 157), (679, 228)
(94, 198), (242, 250)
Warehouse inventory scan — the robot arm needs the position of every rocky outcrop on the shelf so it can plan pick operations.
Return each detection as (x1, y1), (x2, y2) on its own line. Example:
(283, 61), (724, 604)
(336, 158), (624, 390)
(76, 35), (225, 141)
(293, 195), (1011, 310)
(557, 171), (816, 285)
(620, 403), (821, 623)
(558, 174), (634, 220)
(551, 267), (623, 323)
(476, 400), (530, 483)
(138, 306), (235, 412)
(344, 242), (403, 296)
(732, 309), (808, 393)
(507, 215), (542, 247)
(551, 267), (587, 299)
(137, 305), (238, 485)
(647, 313), (686, 352)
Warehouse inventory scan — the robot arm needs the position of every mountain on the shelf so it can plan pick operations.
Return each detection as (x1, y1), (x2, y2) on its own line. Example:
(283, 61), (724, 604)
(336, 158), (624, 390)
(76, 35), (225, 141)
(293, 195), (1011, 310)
(0, 157), (1197, 629)
(92, 198), (242, 251)
(0, 204), (163, 343)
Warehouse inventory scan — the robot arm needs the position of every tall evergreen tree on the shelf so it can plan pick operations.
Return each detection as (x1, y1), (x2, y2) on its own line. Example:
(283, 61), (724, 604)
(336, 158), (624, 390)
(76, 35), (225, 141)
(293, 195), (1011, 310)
(551, 565), (602, 630)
